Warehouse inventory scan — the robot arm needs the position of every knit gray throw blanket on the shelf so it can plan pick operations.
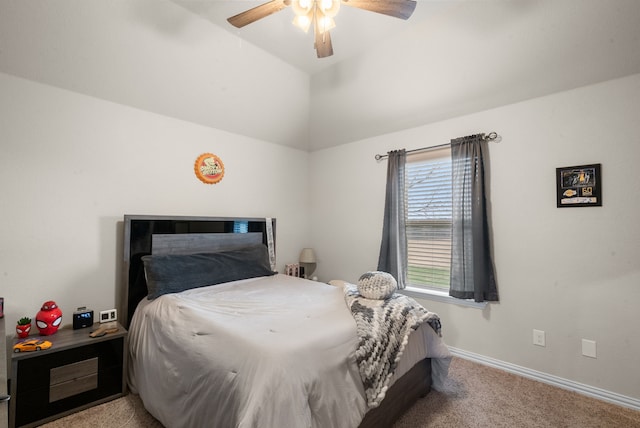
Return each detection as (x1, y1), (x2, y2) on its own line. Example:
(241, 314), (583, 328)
(344, 283), (442, 408)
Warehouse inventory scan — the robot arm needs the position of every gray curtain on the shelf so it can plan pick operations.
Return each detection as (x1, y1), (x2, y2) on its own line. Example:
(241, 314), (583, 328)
(377, 150), (407, 289)
(450, 135), (498, 302)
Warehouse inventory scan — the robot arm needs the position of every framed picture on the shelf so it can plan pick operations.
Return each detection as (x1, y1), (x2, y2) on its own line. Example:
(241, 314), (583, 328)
(556, 163), (602, 207)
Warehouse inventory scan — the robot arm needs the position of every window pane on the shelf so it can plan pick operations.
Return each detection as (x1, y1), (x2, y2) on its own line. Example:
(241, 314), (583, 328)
(233, 220), (249, 233)
(406, 148), (451, 290)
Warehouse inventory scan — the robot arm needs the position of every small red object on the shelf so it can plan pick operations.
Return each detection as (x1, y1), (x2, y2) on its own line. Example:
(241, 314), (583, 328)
(36, 300), (63, 336)
(16, 323), (31, 338)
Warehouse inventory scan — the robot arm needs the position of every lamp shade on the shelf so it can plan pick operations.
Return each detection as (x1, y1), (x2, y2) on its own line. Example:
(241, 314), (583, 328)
(299, 248), (316, 263)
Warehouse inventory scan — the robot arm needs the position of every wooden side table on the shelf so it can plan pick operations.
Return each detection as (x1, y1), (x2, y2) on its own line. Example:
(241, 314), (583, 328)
(8, 323), (127, 428)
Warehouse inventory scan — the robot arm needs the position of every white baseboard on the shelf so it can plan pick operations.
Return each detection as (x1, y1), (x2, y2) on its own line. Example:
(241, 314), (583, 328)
(449, 347), (640, 412)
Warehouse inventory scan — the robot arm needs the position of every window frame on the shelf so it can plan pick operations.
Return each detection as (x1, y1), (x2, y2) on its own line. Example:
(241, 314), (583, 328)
(401, 148), (486, 309)
(405, 147), (453, 292)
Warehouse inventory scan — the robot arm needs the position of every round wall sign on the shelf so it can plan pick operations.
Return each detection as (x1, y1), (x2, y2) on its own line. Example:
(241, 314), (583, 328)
(194, 153), (225, 184)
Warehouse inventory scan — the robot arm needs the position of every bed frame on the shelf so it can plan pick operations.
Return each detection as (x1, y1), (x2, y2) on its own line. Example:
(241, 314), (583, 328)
(121, 215), (275, 329)
(121, 214), (430, 427)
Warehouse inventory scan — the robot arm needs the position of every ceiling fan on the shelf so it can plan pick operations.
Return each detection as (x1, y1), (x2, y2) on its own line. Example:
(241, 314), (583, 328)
(227, 0), (417, 58)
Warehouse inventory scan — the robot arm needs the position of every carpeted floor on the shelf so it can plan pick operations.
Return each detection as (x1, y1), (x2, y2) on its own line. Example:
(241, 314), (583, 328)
(41, 357), (640, 428)
(394, 358), (640, 428)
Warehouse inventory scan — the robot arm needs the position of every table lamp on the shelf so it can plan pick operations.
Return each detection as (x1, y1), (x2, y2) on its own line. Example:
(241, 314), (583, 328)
(299, 248), (317, 279)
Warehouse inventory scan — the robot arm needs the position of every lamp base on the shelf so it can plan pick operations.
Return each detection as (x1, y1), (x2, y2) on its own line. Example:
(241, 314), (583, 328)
(299, 262), (316, 279)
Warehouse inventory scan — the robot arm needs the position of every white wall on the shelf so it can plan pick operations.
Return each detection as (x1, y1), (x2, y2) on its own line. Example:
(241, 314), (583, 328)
(309, 0), (640, 150)
(0, 72), (310, 329)
(0, 0), (310, 149)
(309, 73), (640, 400)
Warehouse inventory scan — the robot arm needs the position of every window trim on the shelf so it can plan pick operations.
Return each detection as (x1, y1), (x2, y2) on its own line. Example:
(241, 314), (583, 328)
(400, 286), (487, 309)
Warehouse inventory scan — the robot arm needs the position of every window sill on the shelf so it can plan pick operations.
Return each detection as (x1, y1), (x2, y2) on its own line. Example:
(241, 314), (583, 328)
(400, 286), (487, 309)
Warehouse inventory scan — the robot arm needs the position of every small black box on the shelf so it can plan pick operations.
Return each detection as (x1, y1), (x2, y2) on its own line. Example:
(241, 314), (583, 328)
(73, 307), (94, 329)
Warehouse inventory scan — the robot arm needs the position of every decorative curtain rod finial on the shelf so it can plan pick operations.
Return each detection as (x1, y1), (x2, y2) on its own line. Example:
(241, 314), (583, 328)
(375, 131), (500, 161)
(484, 132), (499, 141)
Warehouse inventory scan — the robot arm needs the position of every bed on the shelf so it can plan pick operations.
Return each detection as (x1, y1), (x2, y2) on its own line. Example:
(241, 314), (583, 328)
(121, 215), (451, 428)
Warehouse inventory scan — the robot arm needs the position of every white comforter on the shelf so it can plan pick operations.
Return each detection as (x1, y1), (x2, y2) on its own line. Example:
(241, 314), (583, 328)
(128, 274), (449, 428)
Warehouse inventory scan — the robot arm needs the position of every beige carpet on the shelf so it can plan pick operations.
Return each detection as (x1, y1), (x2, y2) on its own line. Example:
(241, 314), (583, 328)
(41, 357), (640, 428)
(394, 358), (640, 428)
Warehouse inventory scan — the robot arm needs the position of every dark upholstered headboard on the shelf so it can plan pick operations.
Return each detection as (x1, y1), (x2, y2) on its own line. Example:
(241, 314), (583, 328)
(121, 215), (275, 328)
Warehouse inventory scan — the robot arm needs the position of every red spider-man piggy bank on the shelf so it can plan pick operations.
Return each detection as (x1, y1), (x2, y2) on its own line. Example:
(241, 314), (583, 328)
(36, 300), (63, 335)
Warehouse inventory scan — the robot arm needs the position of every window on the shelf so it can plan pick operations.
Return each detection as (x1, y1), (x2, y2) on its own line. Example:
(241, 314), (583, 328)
(406, 148), (452, 291)
(233, 220), (249, 233)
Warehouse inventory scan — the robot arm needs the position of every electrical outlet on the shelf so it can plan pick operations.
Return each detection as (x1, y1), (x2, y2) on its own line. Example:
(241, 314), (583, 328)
(533, 329), (546, 347)
(99, 309), (117, 323)
(582, 339), (597, 358)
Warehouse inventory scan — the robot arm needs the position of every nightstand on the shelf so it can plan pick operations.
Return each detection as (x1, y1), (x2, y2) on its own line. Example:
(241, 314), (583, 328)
(8, 323), (127, 428)
(1, 318), (7, 428)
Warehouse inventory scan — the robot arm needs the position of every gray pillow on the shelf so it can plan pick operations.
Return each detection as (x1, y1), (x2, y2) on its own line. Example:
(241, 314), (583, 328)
(142, 244), (276, 299)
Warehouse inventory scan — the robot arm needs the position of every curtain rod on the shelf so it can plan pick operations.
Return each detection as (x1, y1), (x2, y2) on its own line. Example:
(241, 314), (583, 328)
(374, 131), (499, 161)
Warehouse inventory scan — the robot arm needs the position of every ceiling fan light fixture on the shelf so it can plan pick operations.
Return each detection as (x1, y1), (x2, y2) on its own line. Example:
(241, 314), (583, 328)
(319, 0), (340, 18)
(228, 0), (417, 59)
(316, 14), (336, 34)
(292, 1), (338, 37)
(292, 0), (314, 16)
(292, 13), (313, 33)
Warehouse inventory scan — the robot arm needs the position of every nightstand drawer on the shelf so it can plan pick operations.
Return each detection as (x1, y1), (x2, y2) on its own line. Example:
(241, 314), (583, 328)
(50, 357), (98, 385)
(49, 358), (99, 402)
(50, 373), (98, 403)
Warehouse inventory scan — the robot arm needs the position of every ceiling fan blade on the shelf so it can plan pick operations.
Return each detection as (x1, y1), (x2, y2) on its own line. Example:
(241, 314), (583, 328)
(227, 0), (290, 28)
(315, 30), (334, 58)
(342, 0), (417, 20)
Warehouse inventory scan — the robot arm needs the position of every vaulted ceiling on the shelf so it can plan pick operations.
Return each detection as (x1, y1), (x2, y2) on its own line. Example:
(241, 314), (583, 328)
(2, 0), (640, 151)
